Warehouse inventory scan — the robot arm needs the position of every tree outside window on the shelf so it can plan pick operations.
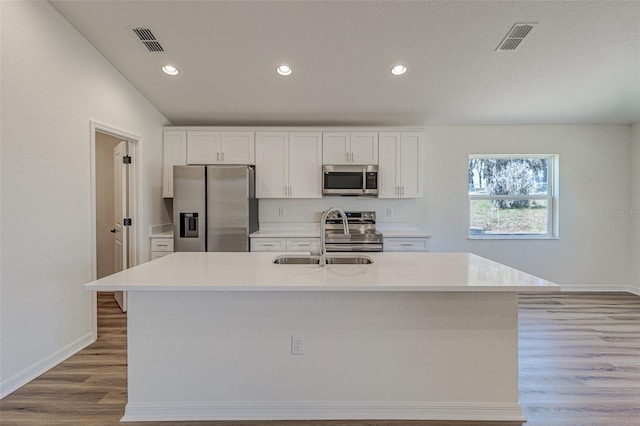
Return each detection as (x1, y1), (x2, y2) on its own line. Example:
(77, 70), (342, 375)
(468, 155), (557, 238)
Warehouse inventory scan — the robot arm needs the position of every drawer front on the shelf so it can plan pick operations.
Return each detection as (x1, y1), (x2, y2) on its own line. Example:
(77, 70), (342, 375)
(151, 238), (174, 252)
(151, 251), (172, 260)
(251, 238), (286, 252)
(286, 238), (320, 252)
(384, 238), (430, 252)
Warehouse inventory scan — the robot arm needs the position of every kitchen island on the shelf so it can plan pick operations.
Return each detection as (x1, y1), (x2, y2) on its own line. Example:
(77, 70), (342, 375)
(85, 252), (559, 422)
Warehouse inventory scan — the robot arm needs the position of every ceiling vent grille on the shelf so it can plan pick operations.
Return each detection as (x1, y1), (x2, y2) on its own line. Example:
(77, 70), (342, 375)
(132, 27), (164, 52)
(496, 23), (537, 52)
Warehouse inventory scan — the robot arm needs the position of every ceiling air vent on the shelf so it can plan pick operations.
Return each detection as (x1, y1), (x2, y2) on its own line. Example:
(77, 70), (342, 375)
(496, 23), (537, 52)
(132, 27), (164, 52)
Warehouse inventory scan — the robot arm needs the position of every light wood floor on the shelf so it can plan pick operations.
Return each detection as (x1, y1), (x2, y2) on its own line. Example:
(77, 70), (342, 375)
(0, 292), (638, 426)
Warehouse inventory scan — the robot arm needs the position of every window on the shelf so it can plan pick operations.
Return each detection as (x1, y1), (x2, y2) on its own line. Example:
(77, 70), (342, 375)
(468, 155), (557, 239)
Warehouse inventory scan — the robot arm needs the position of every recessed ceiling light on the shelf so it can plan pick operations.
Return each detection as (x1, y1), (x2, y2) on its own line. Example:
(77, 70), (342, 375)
(276, 65), (292, 76)
(162, 65), (179, 76)
(390, 64), (407, 76)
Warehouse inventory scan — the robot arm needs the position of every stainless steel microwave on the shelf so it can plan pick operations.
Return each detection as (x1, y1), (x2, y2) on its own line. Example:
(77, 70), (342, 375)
(322, 165), (378, 197)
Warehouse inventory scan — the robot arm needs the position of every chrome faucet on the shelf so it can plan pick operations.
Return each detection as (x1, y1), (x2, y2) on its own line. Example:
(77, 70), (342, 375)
(319, 207), (349, 267)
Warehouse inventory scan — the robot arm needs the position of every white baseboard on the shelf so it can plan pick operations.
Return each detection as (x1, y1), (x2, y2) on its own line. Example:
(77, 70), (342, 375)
(560, 284), (640, 296)
(122, 401), (525, 422)
(0, 332), (95, 399)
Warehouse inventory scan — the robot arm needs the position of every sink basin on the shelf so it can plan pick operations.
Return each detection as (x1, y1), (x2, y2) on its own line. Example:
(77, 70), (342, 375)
(272, 254), (373, 265)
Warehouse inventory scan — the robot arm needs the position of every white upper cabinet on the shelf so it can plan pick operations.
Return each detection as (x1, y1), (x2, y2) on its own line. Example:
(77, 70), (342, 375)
(220, 132), (255, 164)
(255, 132), (288, 198)
(322, 131), (378, 164)
(186, 131), (254, 165)
(256, 132), (322, 199)
(162, 130), (187, 198)
(288, 132), (322, 198)
(378, 132), (423, 198)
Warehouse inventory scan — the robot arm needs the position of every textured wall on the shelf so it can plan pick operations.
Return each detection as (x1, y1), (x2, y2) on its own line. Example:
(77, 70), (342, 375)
(0, 1), (169, 396)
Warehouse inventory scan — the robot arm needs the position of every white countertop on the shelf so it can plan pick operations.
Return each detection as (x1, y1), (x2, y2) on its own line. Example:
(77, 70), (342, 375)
(150, 230), (173, 238)
(85, 252), (559, 293)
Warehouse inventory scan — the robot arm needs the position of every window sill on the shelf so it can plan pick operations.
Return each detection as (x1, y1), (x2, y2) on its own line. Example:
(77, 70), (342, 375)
(468, 234), (558, 240)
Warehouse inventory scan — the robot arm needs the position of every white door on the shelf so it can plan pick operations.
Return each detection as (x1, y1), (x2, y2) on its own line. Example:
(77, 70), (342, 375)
(322, 132), (350, 164)
(350, 132), (379, 164)
(220, 132), (255, 164)
(186, 131), (220, 164)
(399, 132), (423, 198)
(378, 133), (401, 198)
(255, 132), (288, 198)
(113, 141), (128, 311)
(289, 132), (322, 198)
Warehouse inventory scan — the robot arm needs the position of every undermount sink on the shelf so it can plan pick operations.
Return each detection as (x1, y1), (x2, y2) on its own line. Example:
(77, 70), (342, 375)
(272, 254), (374, 265)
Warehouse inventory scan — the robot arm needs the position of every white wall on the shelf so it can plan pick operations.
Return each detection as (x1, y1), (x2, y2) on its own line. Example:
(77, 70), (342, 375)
(631, 123), (640, 293)
(262, 125), (632, 289)
(0, 1), (169, 397)
(426, 126), (631, 288)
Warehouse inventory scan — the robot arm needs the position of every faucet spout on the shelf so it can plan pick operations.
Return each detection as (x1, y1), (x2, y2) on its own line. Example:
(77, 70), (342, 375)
(319, 207), (349, 267)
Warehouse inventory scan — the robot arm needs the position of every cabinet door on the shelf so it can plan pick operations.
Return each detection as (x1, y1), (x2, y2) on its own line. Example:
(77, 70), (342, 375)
(286, 238), (321, 252)
(255, 132), (288, 198)
(162, 130), (187, 198)
(250, 238), (286, 252)
(350, 132), (378, 164)
(187, 131), (220, 164)
(289, 132), (322, 198)
(384, 238), (430, 252)
(378, 132), (401, 198)
(399, 132), (423, 198)
(322, 132), (350, 164)
(220, 131), (255, 164)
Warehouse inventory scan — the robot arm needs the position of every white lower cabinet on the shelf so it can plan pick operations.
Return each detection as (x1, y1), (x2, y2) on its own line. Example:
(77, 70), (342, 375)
(250, 238), (286, 252)
(251, 237), (320, 252)
(383, 237), (430, 252)
(150, 237), (174, 259)
(286, 238), (320, 252)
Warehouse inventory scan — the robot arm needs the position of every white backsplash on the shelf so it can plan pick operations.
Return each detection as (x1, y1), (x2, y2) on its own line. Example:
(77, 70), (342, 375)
(259, 197), (427, 226)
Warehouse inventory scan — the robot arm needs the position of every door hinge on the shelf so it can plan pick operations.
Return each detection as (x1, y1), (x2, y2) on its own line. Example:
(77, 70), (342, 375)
(123, 218), (132, 226)
(122, 155), (132, 164)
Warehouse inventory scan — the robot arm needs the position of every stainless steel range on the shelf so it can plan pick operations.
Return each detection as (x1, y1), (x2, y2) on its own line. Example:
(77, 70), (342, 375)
(323, 211), (383, 252)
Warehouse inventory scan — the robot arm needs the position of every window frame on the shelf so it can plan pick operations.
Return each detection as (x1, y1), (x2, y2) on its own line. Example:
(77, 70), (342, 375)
(468, 154), (558, 240)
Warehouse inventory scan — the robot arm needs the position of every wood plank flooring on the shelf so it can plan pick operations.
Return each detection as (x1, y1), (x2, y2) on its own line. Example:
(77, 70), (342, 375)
(0, 292), (638, 426)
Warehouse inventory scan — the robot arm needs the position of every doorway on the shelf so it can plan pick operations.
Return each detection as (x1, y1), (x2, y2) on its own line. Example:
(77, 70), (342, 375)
(90, 121), (142, 336)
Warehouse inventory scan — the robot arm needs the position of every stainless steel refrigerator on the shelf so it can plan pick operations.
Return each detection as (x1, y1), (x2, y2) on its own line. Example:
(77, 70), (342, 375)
(173, 165), (258, 252)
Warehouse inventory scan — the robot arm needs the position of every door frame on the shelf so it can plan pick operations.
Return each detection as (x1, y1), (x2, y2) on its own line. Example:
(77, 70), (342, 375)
(89, 120), (143, 339)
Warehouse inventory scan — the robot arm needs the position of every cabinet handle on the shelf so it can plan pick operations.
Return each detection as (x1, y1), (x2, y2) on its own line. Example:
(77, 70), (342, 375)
(401, 186), (405, 196)
(401, 243), (413, 247)
(350, 152), (354, 162)
(156, 244), (168, 247)
(263, 244), (274, 247)
(289, 185), (292, 196)
(216, 152), (220, 161)
(345, 152), (349, 162)
(396, 186), (400, 195)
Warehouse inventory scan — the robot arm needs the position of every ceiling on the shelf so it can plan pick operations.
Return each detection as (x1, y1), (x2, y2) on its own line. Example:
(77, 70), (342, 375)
(50, 0), (640, 127)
